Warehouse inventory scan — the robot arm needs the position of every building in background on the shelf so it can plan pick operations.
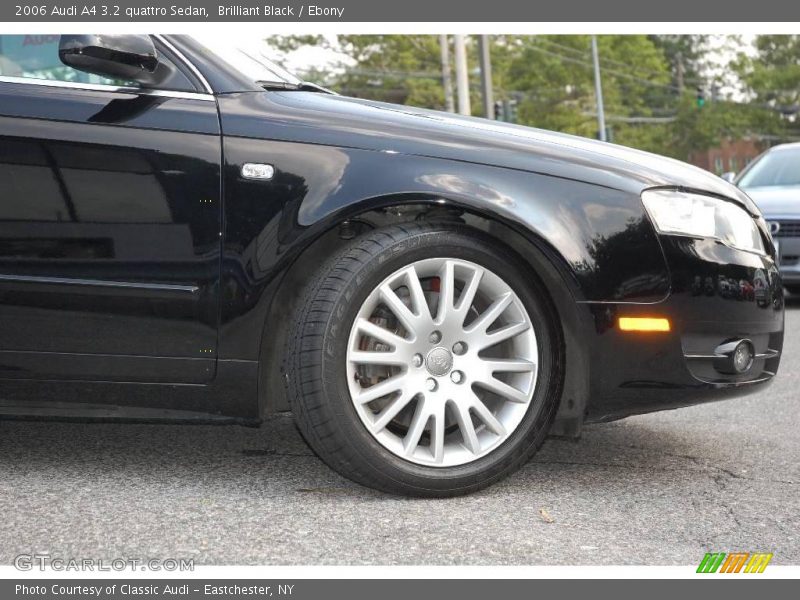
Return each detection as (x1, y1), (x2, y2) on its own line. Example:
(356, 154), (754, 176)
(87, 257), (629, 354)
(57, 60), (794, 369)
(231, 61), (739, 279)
(688, 137), (765, 175)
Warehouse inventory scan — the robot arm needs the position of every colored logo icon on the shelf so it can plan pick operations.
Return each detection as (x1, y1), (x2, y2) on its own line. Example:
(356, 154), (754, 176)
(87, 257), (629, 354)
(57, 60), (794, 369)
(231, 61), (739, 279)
(697, 552), (773, 573)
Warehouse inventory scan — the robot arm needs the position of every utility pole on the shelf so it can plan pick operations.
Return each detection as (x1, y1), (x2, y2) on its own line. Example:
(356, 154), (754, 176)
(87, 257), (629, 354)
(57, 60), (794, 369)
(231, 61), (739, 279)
(591, 35), (607, 142)
(478, 35), (494, 119)
(676, 51), (685, 95)
(439, 34), (455, 113)
(453, 34), (471, 116)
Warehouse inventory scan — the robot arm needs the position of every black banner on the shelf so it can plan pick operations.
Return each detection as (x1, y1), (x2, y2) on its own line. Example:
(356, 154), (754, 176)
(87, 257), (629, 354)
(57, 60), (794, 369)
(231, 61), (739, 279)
(3, 579), (798, 599)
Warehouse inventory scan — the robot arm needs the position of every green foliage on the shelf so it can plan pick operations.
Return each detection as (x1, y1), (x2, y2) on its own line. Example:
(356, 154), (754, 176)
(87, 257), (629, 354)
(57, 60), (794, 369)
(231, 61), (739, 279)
(268, 34), (798, 158)
(266, 35), (326, 54)
(319, 35), (448, 107)
(500, 35), (675, 153)
(648, 35), (709, 89)
(670, 95), (782, 159)
(736, 35), (800, 112)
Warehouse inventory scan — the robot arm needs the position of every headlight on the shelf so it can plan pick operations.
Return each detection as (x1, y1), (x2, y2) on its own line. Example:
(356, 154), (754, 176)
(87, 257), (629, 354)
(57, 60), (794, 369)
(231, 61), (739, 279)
(642, 189), (765, 254)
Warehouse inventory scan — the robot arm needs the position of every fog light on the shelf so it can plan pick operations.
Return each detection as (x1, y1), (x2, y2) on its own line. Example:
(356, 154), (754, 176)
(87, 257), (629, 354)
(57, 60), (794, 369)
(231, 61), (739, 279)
(714, 339), (755, 375)
(732, 341), (754, 373)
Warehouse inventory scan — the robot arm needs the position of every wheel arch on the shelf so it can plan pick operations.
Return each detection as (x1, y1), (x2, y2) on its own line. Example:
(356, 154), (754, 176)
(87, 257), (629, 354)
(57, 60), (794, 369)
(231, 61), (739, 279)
(256, 195), (593, 437)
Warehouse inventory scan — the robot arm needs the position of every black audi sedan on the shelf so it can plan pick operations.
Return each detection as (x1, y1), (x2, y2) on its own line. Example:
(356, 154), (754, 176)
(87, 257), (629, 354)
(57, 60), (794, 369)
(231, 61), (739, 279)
(0, 34), (784, 496)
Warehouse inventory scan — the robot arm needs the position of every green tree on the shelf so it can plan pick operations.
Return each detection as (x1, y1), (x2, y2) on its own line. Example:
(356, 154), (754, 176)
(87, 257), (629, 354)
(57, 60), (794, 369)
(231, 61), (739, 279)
(265, 34), (791, 158)
(500, 35), (675, 153)
(649, 35), (709, 92)
(333, 35), (447, 107)
(268, 35), (451, 107)
(670, 95), (781, 160)
(736, 35), (800, 124)
(267, 34), (325, 55)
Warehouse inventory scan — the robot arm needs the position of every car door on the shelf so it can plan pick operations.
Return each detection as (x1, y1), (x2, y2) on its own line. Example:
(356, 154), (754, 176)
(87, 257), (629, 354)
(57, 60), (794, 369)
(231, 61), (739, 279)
(0, 35), (221, 384)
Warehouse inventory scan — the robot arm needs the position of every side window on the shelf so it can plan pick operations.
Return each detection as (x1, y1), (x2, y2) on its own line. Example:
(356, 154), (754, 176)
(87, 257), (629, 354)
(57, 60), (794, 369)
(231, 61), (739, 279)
(0, 35), (134, 87)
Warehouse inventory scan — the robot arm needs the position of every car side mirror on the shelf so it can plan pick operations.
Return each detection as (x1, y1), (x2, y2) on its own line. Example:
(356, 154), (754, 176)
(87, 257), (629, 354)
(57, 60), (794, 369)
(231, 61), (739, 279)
(59, 34), (160, 85)
(720, 172), (737, 183)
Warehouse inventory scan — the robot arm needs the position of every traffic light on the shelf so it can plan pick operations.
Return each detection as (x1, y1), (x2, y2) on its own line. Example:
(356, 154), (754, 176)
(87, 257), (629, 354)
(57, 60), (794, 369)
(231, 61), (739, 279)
(494, 100), (503, 121)
(696, 87), (706, 108)
(507, 99), (518, 123)
(493, 99), (518, 123)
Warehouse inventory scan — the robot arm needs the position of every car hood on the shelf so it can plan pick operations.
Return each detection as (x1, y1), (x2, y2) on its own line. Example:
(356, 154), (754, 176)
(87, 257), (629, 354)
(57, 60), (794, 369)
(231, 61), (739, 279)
(221, 91), (758, 213)
(741, 186), (800, 218)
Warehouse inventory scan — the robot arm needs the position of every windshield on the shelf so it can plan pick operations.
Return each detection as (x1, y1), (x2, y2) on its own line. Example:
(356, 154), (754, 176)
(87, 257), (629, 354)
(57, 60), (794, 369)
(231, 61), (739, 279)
(738, 147), (800, 188)
(189, 35), (302, 86)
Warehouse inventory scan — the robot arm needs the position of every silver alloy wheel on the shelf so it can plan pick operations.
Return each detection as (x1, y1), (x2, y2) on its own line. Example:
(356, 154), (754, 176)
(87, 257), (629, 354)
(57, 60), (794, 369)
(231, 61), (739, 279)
(346, 257), (539, 467)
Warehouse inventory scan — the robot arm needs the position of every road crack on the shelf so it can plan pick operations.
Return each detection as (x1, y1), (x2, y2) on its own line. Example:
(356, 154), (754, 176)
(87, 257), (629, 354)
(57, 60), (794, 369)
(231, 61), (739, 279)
(529, 453), (796, 485)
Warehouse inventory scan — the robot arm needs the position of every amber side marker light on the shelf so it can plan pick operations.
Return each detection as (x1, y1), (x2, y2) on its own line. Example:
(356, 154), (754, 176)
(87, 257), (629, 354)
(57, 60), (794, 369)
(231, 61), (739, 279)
(618, 317), (671, 332)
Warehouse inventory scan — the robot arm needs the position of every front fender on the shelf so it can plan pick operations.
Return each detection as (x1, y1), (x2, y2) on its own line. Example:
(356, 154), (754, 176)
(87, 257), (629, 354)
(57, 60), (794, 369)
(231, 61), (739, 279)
(219, 136), (671, 431)
(221, 136), (669, 316)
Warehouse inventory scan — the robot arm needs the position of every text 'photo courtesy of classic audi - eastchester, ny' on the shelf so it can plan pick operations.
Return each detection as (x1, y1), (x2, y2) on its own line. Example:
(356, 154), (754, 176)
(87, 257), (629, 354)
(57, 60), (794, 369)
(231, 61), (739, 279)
(0, 34), (785, 496)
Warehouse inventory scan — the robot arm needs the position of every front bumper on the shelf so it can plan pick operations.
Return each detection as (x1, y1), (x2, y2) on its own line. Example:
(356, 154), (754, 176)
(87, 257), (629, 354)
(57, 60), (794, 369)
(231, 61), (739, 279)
(774, 234), (800, 284)
(585, 235), (784, 423)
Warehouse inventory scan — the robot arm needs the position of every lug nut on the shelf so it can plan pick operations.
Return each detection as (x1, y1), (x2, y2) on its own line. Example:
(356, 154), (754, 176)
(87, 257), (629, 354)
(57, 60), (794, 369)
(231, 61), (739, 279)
(429, 330), (442, 344)
(412, 353), (423, 368)
(450, 370), (464, 384)
(452, 342), (467, 355)
(426, 378), (438, 392)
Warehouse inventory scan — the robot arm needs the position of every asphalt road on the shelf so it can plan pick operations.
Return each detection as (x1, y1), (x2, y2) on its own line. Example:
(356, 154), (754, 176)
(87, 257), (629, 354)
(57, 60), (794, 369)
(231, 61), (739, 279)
(1, 300), (798, 566)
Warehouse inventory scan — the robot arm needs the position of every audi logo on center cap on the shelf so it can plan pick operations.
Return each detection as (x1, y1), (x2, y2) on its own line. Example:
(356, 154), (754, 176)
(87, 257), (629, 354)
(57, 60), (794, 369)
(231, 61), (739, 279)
(768, 221), (781, 235)
(425, 347), (453, 377)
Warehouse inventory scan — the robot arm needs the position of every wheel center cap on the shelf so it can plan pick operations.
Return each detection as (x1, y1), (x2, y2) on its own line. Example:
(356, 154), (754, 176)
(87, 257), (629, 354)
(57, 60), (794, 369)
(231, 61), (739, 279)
(425, 347), (453, 377)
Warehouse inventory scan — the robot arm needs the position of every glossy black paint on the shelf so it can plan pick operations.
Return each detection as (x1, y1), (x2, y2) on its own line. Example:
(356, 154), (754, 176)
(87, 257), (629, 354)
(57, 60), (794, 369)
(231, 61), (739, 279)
(0, 82), (221, 384)
(59, 34), (159, 84)
(586, 238), (783, 421)
(0, 35), (784, 431)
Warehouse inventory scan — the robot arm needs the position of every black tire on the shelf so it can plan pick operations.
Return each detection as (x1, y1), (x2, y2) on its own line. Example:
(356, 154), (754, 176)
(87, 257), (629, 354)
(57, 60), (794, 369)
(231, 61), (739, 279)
(284, 223), (564, 497)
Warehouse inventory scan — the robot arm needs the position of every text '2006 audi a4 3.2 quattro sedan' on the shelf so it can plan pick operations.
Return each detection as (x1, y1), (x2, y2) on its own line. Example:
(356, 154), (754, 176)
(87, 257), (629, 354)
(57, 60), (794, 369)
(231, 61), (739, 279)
(0, 34), (784, 496)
